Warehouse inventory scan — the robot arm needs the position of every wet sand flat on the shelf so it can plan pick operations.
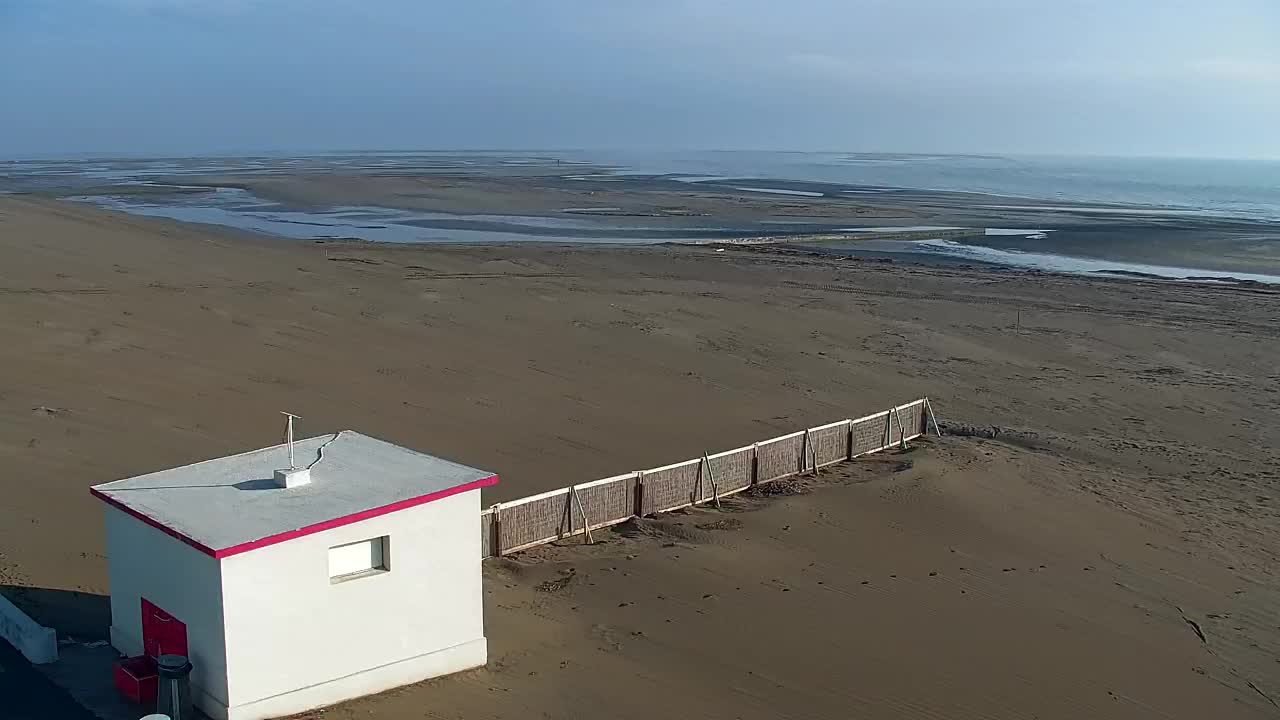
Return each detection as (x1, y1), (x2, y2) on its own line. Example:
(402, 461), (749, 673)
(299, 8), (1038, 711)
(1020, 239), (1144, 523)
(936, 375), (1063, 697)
(1, 195), (1277, 716)
(177, 171), (1280, 275)
(16, 154), (1280, 276)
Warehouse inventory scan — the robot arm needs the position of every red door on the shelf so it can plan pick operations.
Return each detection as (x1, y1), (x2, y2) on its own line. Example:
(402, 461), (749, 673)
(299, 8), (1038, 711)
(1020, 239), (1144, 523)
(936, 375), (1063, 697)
(140, 597), (188, 659)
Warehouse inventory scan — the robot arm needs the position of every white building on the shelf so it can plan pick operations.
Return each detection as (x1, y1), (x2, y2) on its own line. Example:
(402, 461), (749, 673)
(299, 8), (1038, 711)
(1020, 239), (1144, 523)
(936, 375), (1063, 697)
(90, 430), (497, 720)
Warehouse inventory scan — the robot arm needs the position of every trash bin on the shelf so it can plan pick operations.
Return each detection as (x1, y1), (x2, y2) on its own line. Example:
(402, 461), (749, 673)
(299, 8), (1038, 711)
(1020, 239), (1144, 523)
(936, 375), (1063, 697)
(156, 654), (193, 720)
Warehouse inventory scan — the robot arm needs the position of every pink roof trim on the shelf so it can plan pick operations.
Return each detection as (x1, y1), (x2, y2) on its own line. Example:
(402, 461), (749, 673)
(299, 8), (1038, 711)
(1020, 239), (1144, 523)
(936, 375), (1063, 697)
(90, 474), (498, 559)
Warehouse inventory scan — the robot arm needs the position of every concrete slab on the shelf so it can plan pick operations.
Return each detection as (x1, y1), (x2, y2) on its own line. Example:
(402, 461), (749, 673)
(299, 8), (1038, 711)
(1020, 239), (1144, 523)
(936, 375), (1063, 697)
(38, 643), (145, 720)
(1, 637), (97, 720)
(38, 642), (218, 720)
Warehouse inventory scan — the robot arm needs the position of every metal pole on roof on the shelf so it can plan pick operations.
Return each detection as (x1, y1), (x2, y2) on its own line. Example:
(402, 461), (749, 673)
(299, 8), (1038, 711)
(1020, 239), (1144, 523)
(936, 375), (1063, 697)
(281, 412), (302, 469)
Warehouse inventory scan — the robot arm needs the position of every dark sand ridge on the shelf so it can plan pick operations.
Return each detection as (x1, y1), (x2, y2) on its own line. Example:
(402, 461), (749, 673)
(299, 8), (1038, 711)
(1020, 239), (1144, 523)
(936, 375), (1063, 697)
(1, 195), (1277, 716)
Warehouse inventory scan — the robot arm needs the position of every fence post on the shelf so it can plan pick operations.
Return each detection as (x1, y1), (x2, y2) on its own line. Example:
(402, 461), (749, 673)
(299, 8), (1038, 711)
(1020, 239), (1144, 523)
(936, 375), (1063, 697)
(694, 456), (704, 506)
(846, 419), (854, 460)
(492, 503), (503, 557)
(800, 429), (810, 473)
(751, 443), (759, 486)
(892, 405), (908, 450)
(634, 471), (645, 517)
(559, 490), (573, 540)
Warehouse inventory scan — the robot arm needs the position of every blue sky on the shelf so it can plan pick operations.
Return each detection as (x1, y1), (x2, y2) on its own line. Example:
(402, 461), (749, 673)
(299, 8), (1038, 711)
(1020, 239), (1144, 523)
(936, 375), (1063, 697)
(1, 0), (1277, 158)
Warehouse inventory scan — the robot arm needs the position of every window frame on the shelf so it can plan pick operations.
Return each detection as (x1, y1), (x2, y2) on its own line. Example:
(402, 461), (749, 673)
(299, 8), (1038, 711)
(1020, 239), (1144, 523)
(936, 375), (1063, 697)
(327, 535), (390, 584)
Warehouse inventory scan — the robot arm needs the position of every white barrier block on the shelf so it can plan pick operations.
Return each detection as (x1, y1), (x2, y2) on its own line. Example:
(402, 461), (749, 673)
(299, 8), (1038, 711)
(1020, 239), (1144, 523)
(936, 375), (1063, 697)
(0, 592), (58, 664)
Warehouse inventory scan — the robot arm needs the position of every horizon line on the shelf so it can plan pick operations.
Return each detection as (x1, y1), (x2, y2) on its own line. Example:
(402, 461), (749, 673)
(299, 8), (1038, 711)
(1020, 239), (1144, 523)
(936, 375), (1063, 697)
(3, 147), (1279, 164)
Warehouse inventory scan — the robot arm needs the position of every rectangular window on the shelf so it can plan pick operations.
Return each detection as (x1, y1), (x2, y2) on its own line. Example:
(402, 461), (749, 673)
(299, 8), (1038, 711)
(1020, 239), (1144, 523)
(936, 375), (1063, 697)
(328, 536), (389, 582)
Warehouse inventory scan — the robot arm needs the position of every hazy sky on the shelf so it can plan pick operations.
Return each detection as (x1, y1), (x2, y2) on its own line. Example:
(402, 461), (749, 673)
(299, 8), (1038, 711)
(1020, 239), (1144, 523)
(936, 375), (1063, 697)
(2, 0), (1277, 158)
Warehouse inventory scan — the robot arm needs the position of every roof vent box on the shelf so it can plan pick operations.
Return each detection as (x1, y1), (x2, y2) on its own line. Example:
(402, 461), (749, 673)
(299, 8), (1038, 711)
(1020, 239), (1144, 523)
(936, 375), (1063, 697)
(274, 468), (311, 489)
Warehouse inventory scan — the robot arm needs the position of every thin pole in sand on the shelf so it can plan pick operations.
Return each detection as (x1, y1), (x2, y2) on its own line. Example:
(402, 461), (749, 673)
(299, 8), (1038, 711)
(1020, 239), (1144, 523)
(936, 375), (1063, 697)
(924, 398), (943, 437)
(701, 453), (721, 509)
(1016, 309), (1022, 335)
(571, 485), (593, 544)
(892, 406), (908, 450)
(280, 411), (302, 469)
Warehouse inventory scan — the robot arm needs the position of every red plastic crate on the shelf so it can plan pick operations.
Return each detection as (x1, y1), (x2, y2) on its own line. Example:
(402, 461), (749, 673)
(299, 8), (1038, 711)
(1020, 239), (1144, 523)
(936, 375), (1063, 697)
(113, 655), (158, 705)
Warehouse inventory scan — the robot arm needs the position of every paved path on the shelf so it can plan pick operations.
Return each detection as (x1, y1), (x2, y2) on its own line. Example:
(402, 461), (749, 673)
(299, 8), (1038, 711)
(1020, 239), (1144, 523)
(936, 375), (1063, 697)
(0, 638), (98, 720)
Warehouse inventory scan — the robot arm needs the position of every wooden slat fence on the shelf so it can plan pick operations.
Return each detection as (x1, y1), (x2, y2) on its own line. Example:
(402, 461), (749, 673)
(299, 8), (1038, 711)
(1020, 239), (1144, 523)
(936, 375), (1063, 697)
(481, 398), (938, 557)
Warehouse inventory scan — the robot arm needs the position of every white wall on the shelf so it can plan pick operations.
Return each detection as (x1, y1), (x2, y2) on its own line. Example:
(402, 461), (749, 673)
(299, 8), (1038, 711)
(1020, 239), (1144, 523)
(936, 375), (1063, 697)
(219, 489), (485, 714)
(104, 505), (229, 709)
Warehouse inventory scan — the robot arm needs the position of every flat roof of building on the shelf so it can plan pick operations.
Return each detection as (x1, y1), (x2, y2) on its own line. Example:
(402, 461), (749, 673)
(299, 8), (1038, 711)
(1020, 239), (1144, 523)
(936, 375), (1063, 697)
(90, 431), (496, 558)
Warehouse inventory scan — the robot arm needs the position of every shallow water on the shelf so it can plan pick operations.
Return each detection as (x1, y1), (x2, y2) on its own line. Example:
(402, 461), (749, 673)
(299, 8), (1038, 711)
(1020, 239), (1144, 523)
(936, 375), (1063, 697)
(8, 150), (1280, 282)
(731, 186), (825, 197)
(70, 187), (769, 243)
(838, 225), (961, 232)
(566, 151), (1280, 223)
(845, 239), (1280, 285)
(72, 192), (665, 244)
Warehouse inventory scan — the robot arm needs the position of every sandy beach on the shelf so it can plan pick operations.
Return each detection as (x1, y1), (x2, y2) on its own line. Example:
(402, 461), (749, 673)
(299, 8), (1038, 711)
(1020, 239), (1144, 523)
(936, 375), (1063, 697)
(1, 195), (1278, 717)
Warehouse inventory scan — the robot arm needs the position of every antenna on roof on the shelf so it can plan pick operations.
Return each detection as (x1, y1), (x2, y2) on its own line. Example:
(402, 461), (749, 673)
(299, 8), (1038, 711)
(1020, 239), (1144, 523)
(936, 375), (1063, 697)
(280, 412), (302, 469)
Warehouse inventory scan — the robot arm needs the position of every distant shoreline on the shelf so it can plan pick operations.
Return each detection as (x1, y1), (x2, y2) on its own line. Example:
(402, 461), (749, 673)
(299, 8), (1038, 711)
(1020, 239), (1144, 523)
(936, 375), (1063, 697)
(4, 152), (1279, 281)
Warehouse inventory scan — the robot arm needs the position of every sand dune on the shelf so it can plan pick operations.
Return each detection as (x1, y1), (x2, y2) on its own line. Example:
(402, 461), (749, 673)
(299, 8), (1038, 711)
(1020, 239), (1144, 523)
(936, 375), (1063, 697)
(338, 439), (1277, 719)
(0, 195), (1277, 716)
